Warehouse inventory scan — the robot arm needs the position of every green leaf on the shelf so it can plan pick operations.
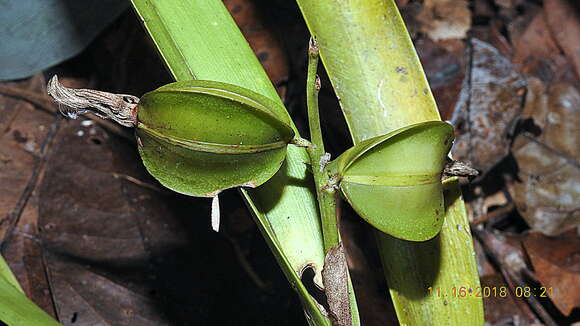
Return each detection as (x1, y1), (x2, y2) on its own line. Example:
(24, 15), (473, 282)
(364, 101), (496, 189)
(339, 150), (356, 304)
(0, 254), (61, 326)
(136, 80), (294, 197)
(334, 121), (453, 241)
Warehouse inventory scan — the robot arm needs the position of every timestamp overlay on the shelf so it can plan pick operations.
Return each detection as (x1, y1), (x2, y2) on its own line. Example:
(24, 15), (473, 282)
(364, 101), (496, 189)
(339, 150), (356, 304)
(427, 286), (553, 299)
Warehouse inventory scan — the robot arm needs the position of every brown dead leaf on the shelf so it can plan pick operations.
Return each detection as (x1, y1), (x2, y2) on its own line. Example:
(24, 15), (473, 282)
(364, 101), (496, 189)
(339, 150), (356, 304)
(415, 37), (465, 120)
(470, 19), (513, 59)
(481, 274), (536, 326)
(416, 0), (472, 41)
(508, 78), (580, 235)
(395, 0), (410, 8)
(512, 11), (562, 77)
(524, 232), (580, 273)
(474, 229), (551, 325)
(322, 242), (351, 326)
(450, 39), (527, 177)
(0, 76), (54, 242)
(544, 0), (580, 79)
(224, 0), (289, 99)
(523, 232), (580, 316)
(38, 120), (171, 325)
(0, 74), (59, 317)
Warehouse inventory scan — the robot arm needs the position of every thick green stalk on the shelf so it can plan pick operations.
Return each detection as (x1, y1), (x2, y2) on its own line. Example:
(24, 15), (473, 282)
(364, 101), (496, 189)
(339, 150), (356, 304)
(295, 0), (484, 325)
(305, 40), (338, 253)
(130, 1), (359, 325)
(305, 40), (359, 325)
(306, 40), (323, 150)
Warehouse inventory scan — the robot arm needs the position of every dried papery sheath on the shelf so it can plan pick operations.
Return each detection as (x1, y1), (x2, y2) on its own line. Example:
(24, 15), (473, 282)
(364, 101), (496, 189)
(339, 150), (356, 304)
(443, 159), (479, 179)
(47, 75), (138, 127)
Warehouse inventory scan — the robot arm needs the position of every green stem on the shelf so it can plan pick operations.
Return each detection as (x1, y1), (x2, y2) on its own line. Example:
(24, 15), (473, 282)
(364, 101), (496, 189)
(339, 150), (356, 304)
(305, 38), (338, 254)
(317, 186), (339, 254)
(306, 39), (323, 150)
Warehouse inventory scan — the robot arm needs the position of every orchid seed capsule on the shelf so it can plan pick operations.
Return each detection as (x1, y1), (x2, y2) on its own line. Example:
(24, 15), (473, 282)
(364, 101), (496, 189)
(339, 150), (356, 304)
(330, 121), (454, 241)
(135, 80), (295, 197)
(47, 76), (295, 198)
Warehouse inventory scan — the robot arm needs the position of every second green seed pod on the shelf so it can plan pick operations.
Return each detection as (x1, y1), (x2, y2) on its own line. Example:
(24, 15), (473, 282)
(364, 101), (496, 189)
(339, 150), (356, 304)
(332, 121), (454, 241)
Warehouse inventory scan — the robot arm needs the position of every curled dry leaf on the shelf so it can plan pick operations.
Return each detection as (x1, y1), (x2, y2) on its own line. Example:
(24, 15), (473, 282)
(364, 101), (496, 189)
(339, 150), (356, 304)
(450, 39), (527, 177)
(47, 76), (139, 127)
(508, 78), (580, 235)
(523, 232), (580, 316)
(415, 0), (472, 41)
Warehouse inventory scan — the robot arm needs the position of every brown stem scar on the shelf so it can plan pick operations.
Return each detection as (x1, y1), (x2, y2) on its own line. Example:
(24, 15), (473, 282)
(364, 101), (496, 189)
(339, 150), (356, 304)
(443, 159), (479, 179)
(322, 242), (352, 326)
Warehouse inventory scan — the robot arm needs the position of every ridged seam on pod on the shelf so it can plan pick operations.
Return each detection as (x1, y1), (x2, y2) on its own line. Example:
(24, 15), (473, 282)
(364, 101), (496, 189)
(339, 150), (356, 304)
(141, 80), (293, 130)
(137, 124), (290, 155)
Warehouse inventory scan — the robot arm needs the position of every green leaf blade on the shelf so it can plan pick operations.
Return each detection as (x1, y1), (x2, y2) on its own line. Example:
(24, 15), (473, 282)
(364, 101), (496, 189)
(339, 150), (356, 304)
(296, 0), (440, 143)
(377, 183), (482, 325)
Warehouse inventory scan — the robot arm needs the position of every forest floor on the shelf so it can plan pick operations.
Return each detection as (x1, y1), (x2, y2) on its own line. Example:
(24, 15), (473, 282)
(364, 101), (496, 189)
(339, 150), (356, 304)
(0, 0), (578, 325)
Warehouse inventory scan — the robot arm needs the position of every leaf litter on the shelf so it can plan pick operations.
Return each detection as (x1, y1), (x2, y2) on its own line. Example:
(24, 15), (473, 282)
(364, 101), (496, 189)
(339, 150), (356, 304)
(1, 1), (580, 325)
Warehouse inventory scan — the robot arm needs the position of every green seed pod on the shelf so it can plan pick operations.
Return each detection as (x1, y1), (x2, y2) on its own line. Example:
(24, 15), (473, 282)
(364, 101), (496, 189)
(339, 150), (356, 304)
(46, 76), (294, 198)
(135, 80), (295, 197)
(332, 121), (454, 241)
